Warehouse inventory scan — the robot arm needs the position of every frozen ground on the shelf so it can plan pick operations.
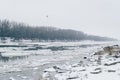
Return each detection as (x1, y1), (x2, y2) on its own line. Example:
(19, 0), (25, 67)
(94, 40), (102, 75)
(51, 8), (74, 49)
(0, 39), (119, 80)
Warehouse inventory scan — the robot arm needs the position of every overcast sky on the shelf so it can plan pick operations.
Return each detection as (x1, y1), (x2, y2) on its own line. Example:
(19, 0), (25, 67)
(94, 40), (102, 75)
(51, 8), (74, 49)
(0, 0), (120, 39)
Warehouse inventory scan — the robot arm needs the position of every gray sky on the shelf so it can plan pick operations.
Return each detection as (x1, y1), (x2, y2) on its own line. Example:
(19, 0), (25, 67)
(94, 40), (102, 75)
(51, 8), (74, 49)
(0, 0), (120, 39)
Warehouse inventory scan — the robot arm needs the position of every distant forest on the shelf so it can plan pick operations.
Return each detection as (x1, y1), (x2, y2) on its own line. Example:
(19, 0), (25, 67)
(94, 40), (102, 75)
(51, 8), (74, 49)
(0, 20), (116, 41)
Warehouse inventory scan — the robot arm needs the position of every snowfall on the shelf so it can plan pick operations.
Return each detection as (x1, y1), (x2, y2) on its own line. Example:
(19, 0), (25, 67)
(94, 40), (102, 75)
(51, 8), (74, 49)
(0, 38), (120, 80)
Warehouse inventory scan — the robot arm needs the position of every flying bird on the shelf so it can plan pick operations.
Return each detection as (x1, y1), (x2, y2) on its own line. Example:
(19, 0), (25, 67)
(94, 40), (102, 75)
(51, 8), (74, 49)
(46, 15), (48, 18)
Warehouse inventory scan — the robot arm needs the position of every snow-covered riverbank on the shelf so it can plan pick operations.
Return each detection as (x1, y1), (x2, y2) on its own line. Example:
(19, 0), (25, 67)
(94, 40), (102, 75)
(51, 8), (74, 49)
(42, 44), (120, 80)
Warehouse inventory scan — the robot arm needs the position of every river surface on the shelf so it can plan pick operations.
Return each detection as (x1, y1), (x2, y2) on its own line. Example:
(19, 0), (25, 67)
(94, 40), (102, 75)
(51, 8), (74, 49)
(0, 40), (119, 80)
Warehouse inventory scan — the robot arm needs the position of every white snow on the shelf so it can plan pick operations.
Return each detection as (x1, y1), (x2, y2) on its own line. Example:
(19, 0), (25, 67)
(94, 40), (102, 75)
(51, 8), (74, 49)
(0, 38), (120, 80)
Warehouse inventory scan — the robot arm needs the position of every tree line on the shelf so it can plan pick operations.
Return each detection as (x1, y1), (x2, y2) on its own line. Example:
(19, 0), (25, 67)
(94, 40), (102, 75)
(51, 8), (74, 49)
(0, 20), (116, 41)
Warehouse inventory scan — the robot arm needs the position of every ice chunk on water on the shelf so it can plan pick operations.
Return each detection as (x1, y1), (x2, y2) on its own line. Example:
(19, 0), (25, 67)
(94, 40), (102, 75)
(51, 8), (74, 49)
(9, 77), (15, 80)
